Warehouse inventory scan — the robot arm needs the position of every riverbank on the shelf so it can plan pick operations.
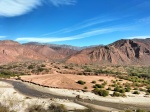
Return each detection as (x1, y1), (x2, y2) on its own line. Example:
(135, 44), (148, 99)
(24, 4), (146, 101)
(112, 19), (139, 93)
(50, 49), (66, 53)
(0, 81), (87, 112)
(1, 79), (150, 111)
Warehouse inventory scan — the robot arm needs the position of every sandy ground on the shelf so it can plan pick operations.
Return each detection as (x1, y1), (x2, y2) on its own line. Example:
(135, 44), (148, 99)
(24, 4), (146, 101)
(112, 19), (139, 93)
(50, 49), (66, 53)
(21, 74), (120, 90)
(20, 73), (150, 107)
(0, 81), (86, 112)
(21, 79), (150, 107)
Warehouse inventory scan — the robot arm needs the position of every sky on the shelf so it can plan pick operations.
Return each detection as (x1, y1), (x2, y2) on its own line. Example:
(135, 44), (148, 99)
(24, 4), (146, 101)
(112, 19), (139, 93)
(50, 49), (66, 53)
(0, 0), (150, 46)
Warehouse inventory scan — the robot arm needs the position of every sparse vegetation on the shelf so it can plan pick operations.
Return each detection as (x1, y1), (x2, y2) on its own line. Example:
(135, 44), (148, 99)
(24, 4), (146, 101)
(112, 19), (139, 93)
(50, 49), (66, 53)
(92, 88), (109, 97)
(91, 80), (96, 84)
(77, 80), (86, 85)
(93, 84), (104, 88)
(133, 91), (140, 94)
(99, 79), (104, 82)
(112, 91), (126, 97)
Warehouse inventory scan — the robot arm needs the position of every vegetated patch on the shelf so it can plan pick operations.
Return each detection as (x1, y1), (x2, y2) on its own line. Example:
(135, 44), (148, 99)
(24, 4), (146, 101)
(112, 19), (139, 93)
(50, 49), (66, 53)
(76, 80), (86, 85)
(133, 91), (140, 94)
(92, 88), (109, 97)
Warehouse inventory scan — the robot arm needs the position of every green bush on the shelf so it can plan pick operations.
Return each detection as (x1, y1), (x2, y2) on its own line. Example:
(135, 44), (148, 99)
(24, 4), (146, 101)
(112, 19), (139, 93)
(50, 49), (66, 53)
(102, 81), (107, 86)
(37, 67), (44, 72)
(107, 87), (111, 90)
(84, 68), (92, 72)
(93, 84), (104, 88)
(84, 86), (88, 89)
(112, 92), (126, 97)
(26, 105), (47, 112)
(119, 88), (125, 93)
(114, 86), (120, 92)
(48, 104), (67, 112)
(112, 92), (121, 97)
(99, 79), (104, 82)
(91, 80), (96, 84)
(41, 64), (46, 67)
(136, 109), (146, 112)
(28, 65), (34, 69)
(125, 87), (131, 92)
(133, 91), (140, 94)
(77, 80), (86, 85)
(93, 88), (109, 97)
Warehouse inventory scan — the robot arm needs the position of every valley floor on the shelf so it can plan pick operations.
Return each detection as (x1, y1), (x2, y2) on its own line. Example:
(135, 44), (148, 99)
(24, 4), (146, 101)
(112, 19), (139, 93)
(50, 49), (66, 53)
(0, 81), (87, 112)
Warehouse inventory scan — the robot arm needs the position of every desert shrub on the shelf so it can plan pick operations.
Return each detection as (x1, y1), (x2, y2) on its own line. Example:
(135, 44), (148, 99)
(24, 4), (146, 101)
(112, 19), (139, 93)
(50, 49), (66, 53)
(84, 67), (92, 72)
(37, 67), (44, 72)
(28, 65), (34, 69)
(112, 92), (126, 97)
(92, 88), (109, 97)
(133, 91), (140, 94)
(26, 105), (47, 112)
(147, 88), (150, 93)
(91, 81), (96, 84)
(99, 79), (104, 82)
(41, 64), (46, 67)
(64, 66), (69, 69)
(114, 86), (126, 93)
(139, 88), (145, 92)
(84, 86), (88, 89)
(136, 109), (146, 112)
(102, 81), (107, 86)
(93, 84), (104, 88)
(77, 80), (86, 85)
(48, 104), (67, 112)
(147, 86), (150, 93)
(107, 87), (111, 90)
(119, 88), (125, 93)
(125, 87), (131, 92)
(114, 86), (120, 92)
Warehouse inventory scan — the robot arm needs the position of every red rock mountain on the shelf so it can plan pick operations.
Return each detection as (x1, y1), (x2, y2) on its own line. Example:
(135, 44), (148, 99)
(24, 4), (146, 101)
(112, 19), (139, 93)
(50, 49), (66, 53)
(23, 45), (64, 60)
(0, 39), (149, 65)
(66, 39), (150, 65)
(0, 40), (47, 64)
(0, 40), (78, 64)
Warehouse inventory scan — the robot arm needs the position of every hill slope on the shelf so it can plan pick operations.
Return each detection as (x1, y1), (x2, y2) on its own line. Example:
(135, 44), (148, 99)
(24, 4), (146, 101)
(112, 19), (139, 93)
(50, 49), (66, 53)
(0, 40), (47, 64)
(66, 39), (150, 65)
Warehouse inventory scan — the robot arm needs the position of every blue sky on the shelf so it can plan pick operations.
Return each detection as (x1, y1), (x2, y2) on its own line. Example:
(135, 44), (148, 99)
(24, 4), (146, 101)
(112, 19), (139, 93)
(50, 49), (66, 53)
(0, 0), (150, 46)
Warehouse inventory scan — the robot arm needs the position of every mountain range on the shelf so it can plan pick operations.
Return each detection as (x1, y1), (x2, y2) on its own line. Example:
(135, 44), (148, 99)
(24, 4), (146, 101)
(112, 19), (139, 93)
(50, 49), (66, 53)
(0, 38), (149, 65)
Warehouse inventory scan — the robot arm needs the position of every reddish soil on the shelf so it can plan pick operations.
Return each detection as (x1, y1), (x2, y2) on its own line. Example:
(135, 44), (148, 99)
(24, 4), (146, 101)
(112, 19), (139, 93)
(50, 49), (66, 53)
(21, 73), (123, 91)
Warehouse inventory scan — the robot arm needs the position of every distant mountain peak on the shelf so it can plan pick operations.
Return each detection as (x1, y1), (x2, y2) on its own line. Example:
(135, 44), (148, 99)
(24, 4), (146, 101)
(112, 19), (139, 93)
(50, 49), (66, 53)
(0, 40), (20, 45)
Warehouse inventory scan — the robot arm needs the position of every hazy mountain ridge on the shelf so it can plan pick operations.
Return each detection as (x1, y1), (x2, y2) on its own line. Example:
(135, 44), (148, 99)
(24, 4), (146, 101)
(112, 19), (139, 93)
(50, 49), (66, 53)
(0, 39), (149, 65)
(66, 39), (150, 65)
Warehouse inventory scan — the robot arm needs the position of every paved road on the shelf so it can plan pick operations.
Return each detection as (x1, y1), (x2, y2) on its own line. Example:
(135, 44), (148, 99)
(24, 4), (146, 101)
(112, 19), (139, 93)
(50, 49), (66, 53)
(0, 79), (150, 112)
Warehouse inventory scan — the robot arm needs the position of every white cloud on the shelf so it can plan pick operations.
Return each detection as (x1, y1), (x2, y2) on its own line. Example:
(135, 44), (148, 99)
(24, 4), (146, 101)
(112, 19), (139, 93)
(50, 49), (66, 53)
(16, 28), (122, 43)
(0, 0), (41, 17)
(42, 17), (117, 36)
(0, 0), (76, 17)
(125, 36), (150, 39)
(49, 0), (76, 7)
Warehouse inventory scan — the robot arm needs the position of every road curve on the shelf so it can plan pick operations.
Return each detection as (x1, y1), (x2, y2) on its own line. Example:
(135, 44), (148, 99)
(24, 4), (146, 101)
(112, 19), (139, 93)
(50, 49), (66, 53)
(0, 79), (150, 112)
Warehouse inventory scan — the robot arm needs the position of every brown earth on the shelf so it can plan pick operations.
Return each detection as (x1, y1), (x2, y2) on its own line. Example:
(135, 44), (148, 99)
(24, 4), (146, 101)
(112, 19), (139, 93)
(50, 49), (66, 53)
(0, 40), (47, 64)
(20, 73), (126, 91)
(66, 39), (150, 65)
(0, 40), (78, 64)
(23, 44), (64, 60)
